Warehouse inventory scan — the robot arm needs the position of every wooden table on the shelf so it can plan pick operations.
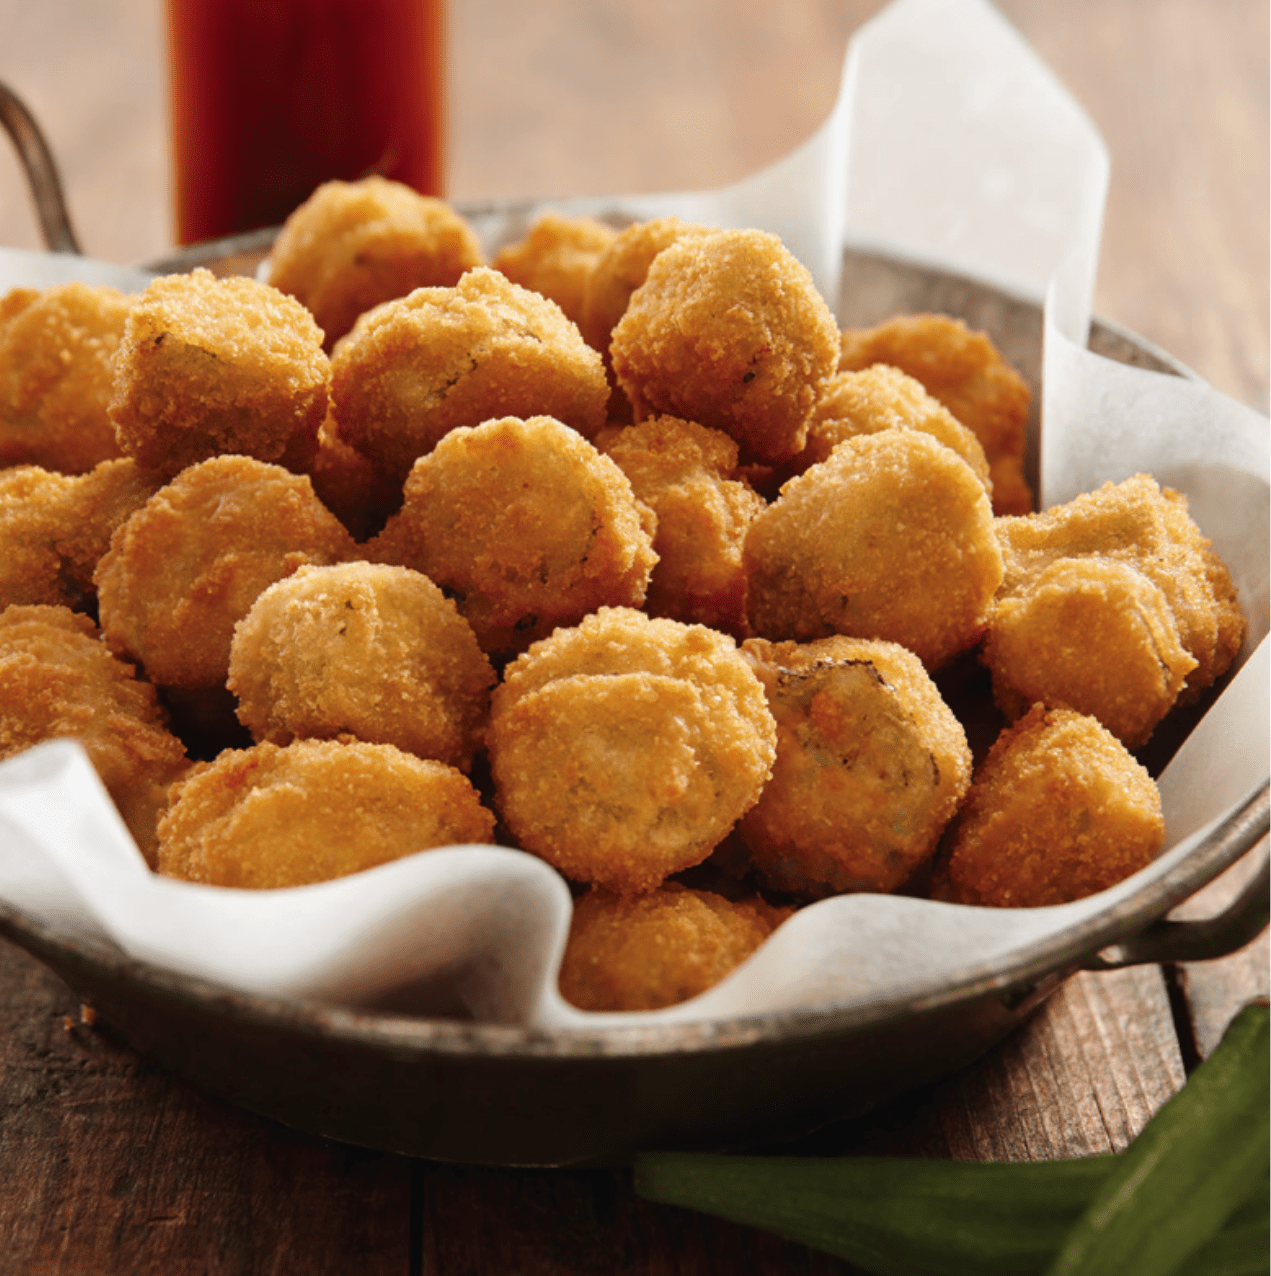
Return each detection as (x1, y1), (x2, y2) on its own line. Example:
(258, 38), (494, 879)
(0, 2), (1267, 1271)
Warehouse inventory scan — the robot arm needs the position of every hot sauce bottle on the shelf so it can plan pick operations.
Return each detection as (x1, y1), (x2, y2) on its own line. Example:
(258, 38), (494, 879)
(165, 0), (444, 245)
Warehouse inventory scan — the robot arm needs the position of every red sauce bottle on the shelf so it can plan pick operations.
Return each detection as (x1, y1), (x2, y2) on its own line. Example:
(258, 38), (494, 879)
(165, 0), (445, 245)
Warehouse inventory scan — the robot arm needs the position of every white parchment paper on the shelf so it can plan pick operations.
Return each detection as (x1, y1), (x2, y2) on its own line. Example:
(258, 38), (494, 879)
(0, 0), (1267, 1029)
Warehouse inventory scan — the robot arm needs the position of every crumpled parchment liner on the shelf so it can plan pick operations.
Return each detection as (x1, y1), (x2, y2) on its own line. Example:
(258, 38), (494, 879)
(0, 0), (1267, 1030)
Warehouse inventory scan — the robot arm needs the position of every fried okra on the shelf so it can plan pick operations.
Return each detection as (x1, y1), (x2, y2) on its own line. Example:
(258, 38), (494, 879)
(0, 282), (130, 473)
(839, 312), (1033, 514)
(0, 459), (163, 613)
(0, 605), (189, 864)
(744, 431), (1003, 669)
(738, 637), (972, 896)
(369, 416), (656, 655)
(108, 269), (329, 478)
(330, 267), (610, 482)
(156, 738), (494, 889)
(228, 562), (495, 770)
(983, 474), (1245, 744)
(488, 608), (776, 895)
(266, 176), (485, 348)
(95, 456), (355, 691)
(610, 229), (840, 465)
(801, 364), (992, 491)
(493, 211), (618, 328)
(932, 705), (1165, 907)
(603, 415), (764, 636)
(558, 883), (792, 1011)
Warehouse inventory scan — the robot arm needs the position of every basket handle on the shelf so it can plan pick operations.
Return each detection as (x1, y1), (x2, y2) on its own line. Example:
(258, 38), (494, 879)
(0, 80), (82, 254)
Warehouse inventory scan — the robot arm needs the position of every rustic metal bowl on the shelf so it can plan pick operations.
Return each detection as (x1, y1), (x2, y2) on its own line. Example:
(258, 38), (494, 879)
(0, 242), (1267, 1166)
(1, 90), (1267, 1166)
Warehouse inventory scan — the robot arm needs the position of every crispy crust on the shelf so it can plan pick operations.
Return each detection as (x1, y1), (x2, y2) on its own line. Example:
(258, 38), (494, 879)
(0, 460), (164, 613)
(0, 604), (189, 864)
(839, 312), (1033, 514)
(558, 882), (792, 1011)
(109, 269), (329, 478)
(610, 230), (840, 465)
(267, 176), (485, 347)
(801, 364), (992, 491)
(982, 557), (1197, 747)
(489, 608), (776, 895)
(156, 738), (495, 889)
(604, 415), (764, 636)
(95, 456), (355, 690)
(228, 561), (494, 770)
(368, 416), (657, 655)
(933, 705), (1164, 907)
(493, 211), (618, 327)
(738, 636), (972, 895)
(991, 474), (1245, 711)
(330, 267), (610, 481)
(744, 431), (1004, 669)
(0, 282), (130, 474)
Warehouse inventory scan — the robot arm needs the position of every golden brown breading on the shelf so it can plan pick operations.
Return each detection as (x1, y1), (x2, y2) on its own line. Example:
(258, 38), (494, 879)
(579, 216), (714, 355)
(0, 283), (131, 474)
(330, 267), (610, 482)
(228, 562), (495, 771)
(266, 176), (485, 349)
(155, 738), (495, 889)
(744, 431), (1004, 670)
(610, 229), (840, 466)
(0, 604), (189, 864)
(0, 459), (164, 613)
(839, 313), (1033, 514)
(982, 558), (1197, 748)
(108, 269), (329, 478)
(603, 415), (765, 636)
(932, 705), (1165, 907)
(558, 882), (792, 1011)
(304, 408), (401, 542)
(990, 474), (1245, 708)
(737, 637), (972, 896)
(492, 211), (618, 327)
(799, 364), (992, 491)
(489, 608), (776, 895)
(368, 416), (657, 655)
(95, 456), (356, 691)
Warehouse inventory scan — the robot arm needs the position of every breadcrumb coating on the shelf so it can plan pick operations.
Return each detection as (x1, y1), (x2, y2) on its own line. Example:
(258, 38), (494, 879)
(108, 269), (329, 478)
(156, 738), (495, 889)
(558, 883), (792, 1011)
(989, 475), (1245, 724)
(0, 460), (163, 612)
(744, 431), (1003, 669)
(738, 637), (972, 896)
(489, 608), (776, 895)
(801, 364), (992, 491)
(0, 282), (130, 474)
(330, 267), (609, 481)
(0, 604), (189, 864)
(95, 456), (355, 691)
(839, 313), (1033, 514)
(983, 557), (1197, 748)
(604, 415), (764, 636)
(369, 416), (656, 655)
(580, 216), (714, 355)
(932, 705), (1164, 907)
(267, 176), (485, 348)
(610, 229), (840, 465)
(493, 211), (618, 327)
(228, 561), (495, 770)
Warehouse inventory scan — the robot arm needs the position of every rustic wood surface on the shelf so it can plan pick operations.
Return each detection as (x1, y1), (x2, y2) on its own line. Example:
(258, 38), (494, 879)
(0, 2), (1267, 1272)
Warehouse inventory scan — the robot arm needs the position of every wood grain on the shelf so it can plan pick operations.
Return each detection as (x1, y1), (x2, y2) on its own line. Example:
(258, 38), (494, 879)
(0, 937), (411, 1276)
